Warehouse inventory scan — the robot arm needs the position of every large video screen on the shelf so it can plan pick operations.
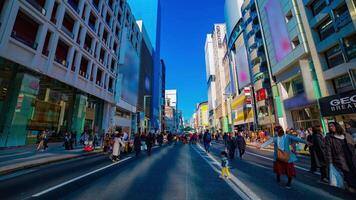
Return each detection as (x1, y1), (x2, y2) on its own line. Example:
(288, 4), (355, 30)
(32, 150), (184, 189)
(264, 0), (292, 62)
(118, 28), (140, 107)
(236, 44), (250, 90)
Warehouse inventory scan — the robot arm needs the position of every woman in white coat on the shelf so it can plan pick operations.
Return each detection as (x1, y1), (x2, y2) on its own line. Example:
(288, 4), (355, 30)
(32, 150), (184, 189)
(112, 132), (124, 162)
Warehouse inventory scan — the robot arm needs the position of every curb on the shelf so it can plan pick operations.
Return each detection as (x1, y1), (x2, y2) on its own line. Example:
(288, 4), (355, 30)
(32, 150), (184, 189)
(0, 150), (102, 176)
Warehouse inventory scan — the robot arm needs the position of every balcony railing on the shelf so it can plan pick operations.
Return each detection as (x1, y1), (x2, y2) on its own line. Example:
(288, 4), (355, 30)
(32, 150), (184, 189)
(61, 26), (74, 39)
(26, 0), (47, 16)
(11, 31), (38, 50)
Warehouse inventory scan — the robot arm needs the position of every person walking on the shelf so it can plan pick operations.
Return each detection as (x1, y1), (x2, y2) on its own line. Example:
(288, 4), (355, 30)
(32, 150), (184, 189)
(146, 132), (154, 156)
(227, 132), (236, 159)
(103, 133), (111, 153)
(203, 130), (212, 153)
(325, 122), (356, 192)
(223, 132), (228, 147)
(37, 130), (47, 151)
(134, 133), (141, 157)
(158, 132), (164, 146)
(305, 130), (317, 173)
(220, 151), (231, 179)
(64, 131), (72, 150)
(111, 133), (124, 162)
(236, 131), (246, 158)
(259, 126), (308, 188)
(311, 125), (328, 183)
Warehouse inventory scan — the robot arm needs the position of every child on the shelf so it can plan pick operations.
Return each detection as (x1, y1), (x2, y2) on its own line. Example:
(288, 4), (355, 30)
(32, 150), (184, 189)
(220, 151), (231, 179)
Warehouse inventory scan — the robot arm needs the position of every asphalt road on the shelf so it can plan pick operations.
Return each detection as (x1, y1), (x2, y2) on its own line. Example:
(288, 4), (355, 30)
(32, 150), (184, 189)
(0, 142), (355, 200)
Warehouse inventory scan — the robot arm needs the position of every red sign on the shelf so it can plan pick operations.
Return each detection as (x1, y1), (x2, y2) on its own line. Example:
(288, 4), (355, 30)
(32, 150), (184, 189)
(256, 89), (267, 102)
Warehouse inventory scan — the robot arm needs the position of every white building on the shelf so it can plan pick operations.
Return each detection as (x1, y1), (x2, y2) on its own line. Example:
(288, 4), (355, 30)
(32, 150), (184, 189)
(165, 89), (177, 109)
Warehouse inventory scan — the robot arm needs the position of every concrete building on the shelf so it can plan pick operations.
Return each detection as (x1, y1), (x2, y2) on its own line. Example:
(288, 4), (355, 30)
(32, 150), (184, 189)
(0, 0), (142, 147)
(241, 0), (276, 131)
(196, 101), (209, 132)
(165, 89), (178, 132)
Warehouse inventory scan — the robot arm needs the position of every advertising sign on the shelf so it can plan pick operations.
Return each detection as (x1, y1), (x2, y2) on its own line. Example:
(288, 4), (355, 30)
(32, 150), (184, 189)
(319, 90), (356, 117)
(236, 44), (251, 90)
(264, 0), (292, 62)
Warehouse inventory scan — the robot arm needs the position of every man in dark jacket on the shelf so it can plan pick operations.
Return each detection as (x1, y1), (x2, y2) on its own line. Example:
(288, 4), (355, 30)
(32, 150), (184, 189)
(236, 131), (246, 158)
(203, 130), (212, 153)
(305, 131), (317, 173)
(311, 125), (328, 182)
(227, 133), (236, 159)
(134, 133), (141, 157)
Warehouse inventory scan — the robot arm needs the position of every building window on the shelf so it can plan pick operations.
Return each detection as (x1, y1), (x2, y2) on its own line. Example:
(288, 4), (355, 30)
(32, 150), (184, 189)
(292, 77), (304, 95)
(317, 17), (335, 41)
(0, 0), (6, 17)
(99, 48), (105, 64)
(88, 12), (96, 32)
(103, 29), (108, 45)
(333, 74), (353, 94)
(25, 0), (47, 15)
(310, 0), (327, 16)
(333, 3), (352, 30)
(108, 0), (113, 11)
(106, 13), (111, 27)
(11, 11), (39, 50)
(84, 34), (93, 54)
(285, 10), (293, 23)
(344, 34), (356, 60)
(291, 37), (300, 49)
(62, 12), (75, 39)
(325, 44), (345, 69)
(108, 77), (113, 92)
(55, 39), (69, 67)
(71, 51), (77, 72)
(42, 31), (52, 56)
(96, 69), (102, 85)
(92, 0), (99, 11)
(79, 57), (88, 77)
(68, 0), (79, 13)
(51, 1), (58, 24)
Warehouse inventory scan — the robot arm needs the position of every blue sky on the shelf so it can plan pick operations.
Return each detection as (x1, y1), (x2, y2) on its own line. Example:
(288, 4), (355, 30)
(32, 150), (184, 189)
(160, 0), (225, 120)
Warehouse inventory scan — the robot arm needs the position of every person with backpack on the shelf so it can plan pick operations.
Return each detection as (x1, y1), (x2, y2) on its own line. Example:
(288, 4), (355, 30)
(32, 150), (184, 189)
(203, 130), (212, 153)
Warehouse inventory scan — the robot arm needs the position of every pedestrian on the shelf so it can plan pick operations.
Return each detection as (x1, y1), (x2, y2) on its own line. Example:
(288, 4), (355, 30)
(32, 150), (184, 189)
(236, 131), (246, 158)
(259, 126), (308, 188)
(134, 133), (141, 157)
(325, 122), (356, 192)
(305, 130), (317, 173)
(64, 131), (71, 150)
(146, 132), (153, 156)
(311, 125), (328, 183)
(220, 151), (231, 179)
(111, 132), (124, 162)
(37, 130), (46, 151)
(203, 130), (212, 153)
(72, 131), (77, 147)
(103, 133), (111, 152)
(227, 132), (236, 159)
(158, 132), (164, 146)
(223, 132), (228, 147)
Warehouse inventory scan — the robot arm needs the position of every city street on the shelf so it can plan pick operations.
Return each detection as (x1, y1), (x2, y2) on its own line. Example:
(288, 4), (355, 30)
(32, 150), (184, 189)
(0, 142), (354, 200)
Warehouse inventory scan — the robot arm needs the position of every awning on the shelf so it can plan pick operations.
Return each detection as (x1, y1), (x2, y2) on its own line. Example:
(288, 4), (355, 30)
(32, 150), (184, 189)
(319, 89), (356, 117)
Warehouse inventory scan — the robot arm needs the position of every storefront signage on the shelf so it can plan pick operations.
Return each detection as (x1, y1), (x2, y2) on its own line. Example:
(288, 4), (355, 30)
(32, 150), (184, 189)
(319, 90), (356, 117)
(256, 88), (267, 102)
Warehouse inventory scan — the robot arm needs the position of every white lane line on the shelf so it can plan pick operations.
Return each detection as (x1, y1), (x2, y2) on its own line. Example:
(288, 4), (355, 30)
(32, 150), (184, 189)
(195, 144), (261, 200)
(152, 146), (160, 149)
(32, 156), (132, 197)
(246, 152), (321, 175)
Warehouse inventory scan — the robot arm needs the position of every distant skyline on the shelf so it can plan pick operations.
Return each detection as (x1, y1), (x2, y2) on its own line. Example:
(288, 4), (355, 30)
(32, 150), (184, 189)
(160, 0), (225, 120)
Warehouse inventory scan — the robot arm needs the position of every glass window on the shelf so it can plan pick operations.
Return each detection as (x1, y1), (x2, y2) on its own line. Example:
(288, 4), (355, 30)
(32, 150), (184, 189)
(333, 74), (353, 94)
(310, 0), (327, 16)
(317, 17), (335, 41)
(344, 34), (356, 60)
(325, 44), (345, 69)
(333, 4), (352, 30)
(292, 77), (304, 95)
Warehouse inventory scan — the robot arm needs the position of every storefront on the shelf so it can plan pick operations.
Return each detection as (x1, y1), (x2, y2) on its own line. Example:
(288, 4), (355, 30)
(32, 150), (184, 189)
(319, 89), (356, 127)
(0, 58), (104, 147)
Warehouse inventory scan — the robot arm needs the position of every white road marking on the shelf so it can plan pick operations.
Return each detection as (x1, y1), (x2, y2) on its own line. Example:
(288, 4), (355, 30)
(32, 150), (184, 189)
(194, 144), (261, 200)
(246, 152), (320, 175)
(31, 156), (132, 197)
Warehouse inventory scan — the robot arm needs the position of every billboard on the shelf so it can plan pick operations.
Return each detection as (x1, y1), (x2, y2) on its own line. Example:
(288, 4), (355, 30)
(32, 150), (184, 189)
(264, 0), (292, 62)
(118, 28), (140, 107)
(235, 43), (251, 89)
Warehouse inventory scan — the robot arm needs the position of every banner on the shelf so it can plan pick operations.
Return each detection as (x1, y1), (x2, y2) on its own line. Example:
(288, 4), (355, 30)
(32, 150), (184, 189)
(319, 90), (356, 117)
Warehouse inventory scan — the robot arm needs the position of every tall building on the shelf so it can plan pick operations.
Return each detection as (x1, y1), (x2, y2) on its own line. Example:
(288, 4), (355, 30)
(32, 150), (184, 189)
(127, 0), (162, 130)
(297, 0), (356, 127)
(205, 34), (217, 132)
(160, 59), (166, 131)
(165, 89), (178, 132)
(0, 0), (143, 147)
(165, 89), (177, 109)
(241, 0), (276, 131)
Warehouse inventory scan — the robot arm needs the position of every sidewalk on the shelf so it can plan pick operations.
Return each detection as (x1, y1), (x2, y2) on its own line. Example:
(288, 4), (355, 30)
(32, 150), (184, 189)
(0, 143), (102, 175)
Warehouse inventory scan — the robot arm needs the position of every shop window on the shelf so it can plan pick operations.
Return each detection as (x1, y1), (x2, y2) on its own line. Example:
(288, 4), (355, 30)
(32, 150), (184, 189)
(317, 16), (335, 41)
(79, 57), (88, 78)
(291, 106), (320, 129)
(84, 34), (93, 53)
(62, 12), (75, 39)
(325, 44), (345, 69)
(71, 51), (77, 72)
(258, 106), (269, 118)
(96, 69), (102, 85)
(333, 3), (352, 30)
(333, 74), (353, 94)
(88, 12), (96, 32)
(310, 0), (327, 16)
(292, 77), (304, 95)
(68, 0), (80, 13)
(42, 31), (52, 56)
(11, 11), (39, 50)
(92, 0), (99, 11)
(55, 39), (69, 67)
(26, 0), (46, 15)
(51, 1), (58, 24)
(343, 34), (356, 60)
